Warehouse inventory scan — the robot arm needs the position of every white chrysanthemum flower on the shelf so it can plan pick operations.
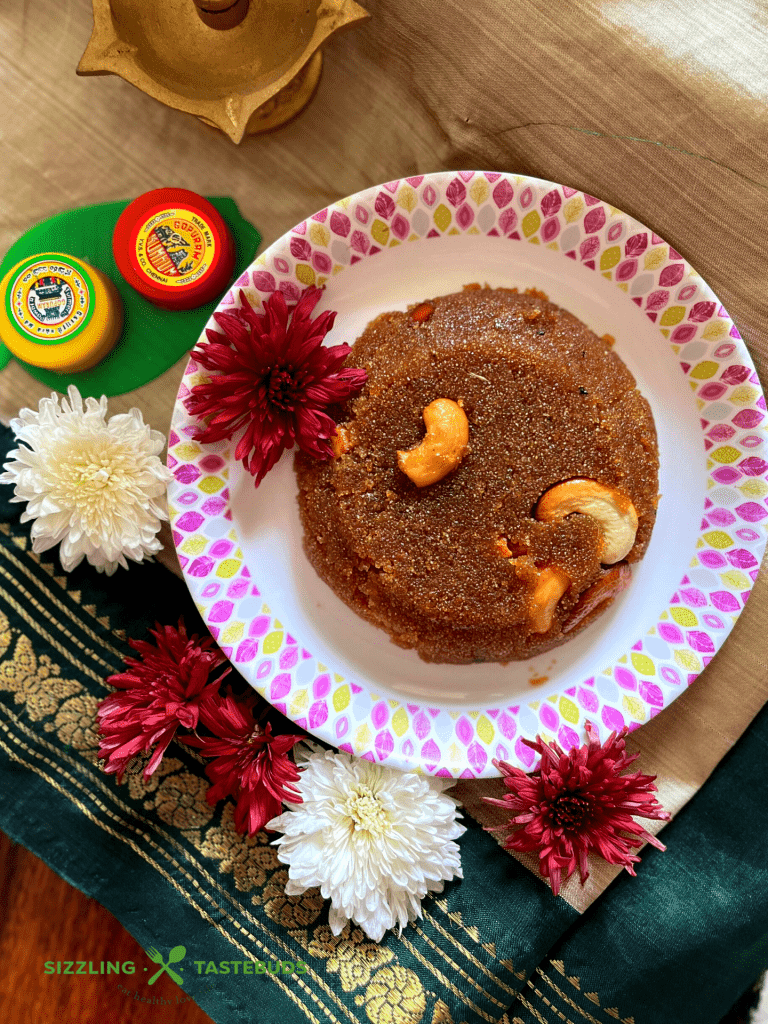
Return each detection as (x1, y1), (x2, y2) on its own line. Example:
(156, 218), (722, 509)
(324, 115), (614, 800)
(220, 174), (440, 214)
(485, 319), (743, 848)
(267, 749), (465, 942)
(0, 386), (172, 576)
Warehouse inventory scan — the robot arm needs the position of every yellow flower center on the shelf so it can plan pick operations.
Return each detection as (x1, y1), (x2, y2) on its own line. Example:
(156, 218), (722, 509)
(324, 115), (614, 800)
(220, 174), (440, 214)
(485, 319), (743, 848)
(51, 441), (148, 533)
(71, 460), (112, 488)
(344, 784), (390, 837)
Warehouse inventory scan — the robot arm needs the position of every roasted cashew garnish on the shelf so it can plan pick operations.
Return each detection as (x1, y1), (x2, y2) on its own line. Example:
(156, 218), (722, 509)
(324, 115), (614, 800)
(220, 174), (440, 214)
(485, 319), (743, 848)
(535, 478), (638, 564)
(529, 566), (570, 633)
(562, 563), (631, 634)
(397, 398), (469, 487)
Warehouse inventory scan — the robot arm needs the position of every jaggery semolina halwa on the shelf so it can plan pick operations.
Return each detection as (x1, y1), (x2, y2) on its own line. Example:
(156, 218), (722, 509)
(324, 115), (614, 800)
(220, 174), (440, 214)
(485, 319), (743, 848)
(295, 286), (659, 664)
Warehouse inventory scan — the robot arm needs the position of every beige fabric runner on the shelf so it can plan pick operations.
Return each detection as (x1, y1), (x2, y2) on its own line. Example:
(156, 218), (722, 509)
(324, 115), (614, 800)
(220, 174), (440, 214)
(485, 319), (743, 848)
(1, 0), (767, 913)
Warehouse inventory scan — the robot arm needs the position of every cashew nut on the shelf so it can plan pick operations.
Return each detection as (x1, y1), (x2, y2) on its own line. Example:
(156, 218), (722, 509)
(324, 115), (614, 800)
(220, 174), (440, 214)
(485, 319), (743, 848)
(535, 478), (638, 564)
(562, 563), (631, 634)
(397, 399), (469, 487)
(529, 566), (570, 633)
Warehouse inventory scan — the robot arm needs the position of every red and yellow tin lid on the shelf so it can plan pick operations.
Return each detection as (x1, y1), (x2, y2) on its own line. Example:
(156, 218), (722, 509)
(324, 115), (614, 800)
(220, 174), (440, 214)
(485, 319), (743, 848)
(113, 188), (236, 310)
(0, 252), (123, 373)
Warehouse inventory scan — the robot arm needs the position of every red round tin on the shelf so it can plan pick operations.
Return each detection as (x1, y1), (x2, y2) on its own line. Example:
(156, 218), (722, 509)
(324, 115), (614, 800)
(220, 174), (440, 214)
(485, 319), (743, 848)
(113, 188), (236, 310)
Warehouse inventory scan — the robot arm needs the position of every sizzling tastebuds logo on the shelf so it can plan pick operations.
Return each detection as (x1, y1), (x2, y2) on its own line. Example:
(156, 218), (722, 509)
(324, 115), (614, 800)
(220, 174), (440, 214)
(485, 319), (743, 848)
(42, 945), (186, 983)
(44, 946), (308, 982)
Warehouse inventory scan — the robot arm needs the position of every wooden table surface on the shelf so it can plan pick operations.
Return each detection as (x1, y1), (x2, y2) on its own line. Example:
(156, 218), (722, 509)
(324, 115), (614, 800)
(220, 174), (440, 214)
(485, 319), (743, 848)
(1, 0), (766, 1020)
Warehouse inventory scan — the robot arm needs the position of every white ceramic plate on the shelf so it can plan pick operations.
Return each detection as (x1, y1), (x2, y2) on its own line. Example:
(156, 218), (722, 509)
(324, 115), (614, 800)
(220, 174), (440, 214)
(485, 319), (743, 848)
(168, 171), (768, 778)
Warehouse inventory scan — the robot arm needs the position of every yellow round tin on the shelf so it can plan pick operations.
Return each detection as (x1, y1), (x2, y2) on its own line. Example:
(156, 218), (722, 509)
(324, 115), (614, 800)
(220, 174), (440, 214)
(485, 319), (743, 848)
(0, 253), (123, 373)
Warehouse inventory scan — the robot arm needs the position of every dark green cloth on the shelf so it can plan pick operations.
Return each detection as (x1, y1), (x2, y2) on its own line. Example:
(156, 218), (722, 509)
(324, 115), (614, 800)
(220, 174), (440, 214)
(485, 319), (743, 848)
(0, 422), (764, 1024)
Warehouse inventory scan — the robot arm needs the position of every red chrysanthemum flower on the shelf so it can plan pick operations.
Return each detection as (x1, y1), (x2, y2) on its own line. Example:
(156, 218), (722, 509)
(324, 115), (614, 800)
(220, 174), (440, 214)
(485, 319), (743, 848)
(97, 620), (230, 782)
(186, 693), (304, 836)
(483, 721), (670, 894)
(184, 286), (367, 486)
